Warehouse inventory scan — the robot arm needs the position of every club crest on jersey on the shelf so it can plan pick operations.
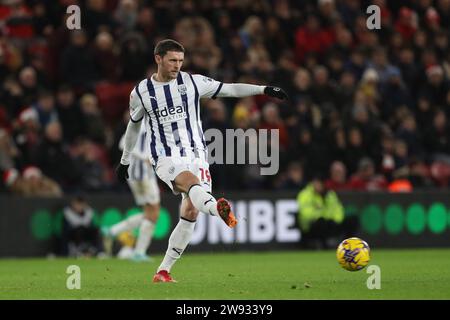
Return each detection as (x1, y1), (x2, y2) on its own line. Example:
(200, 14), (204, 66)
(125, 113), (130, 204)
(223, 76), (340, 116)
(177, 84), (187, 95)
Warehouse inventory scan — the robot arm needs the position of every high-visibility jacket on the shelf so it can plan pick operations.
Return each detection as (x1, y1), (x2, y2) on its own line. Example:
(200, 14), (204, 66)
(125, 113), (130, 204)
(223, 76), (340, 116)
(297, 183), (345, 232)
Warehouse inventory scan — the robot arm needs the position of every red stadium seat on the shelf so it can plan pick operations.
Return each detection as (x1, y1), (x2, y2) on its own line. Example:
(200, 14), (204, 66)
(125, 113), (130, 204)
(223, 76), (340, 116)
(95, 82), (135, 123)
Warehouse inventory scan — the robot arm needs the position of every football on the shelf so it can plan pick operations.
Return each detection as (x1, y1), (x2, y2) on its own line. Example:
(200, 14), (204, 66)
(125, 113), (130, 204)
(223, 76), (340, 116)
(336, 237), (370, 271)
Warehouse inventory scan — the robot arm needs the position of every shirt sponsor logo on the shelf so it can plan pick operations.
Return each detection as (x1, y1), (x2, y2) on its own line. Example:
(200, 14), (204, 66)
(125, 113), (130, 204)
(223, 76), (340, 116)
(154, 102), (187, 124)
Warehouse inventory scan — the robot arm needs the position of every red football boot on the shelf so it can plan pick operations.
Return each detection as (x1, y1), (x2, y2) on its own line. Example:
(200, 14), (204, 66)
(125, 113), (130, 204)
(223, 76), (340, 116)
(153, 270), (177, 283)
(216, 198), (237, 228)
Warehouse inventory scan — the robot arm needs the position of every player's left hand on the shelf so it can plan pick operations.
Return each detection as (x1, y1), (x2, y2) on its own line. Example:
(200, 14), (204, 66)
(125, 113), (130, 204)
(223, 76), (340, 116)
(264, 86), (288, 100)
(116, 163), (129, 182)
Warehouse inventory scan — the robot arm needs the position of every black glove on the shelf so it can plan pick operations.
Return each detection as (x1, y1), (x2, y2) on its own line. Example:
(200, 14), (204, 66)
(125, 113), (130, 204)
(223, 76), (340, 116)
(264, 86), (288, 100)
(116, 163), (129, 183)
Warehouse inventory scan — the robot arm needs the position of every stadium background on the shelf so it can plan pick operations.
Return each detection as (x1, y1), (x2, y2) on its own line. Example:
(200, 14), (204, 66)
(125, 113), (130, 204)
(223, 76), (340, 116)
(1, 0), (450, 257)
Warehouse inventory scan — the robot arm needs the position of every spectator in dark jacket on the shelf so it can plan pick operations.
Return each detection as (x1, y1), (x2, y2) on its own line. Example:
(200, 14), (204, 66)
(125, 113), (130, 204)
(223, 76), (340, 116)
(119, 32), (149, 81)
(79, 93), (106, 144)
(61, 195), (104, 257)
(344, 126), (368, 175)
(93, 31), (120, 81)
(55, 85), (84, 143)
(423, 109), (450, 156)
(73, 139), (108, 192)
(419, 65), (449, 107)
(396, 114), (423, 156)
(60, 30), (98, 90)
(32, 90), (58, 128)
(33, 121), (80, 190)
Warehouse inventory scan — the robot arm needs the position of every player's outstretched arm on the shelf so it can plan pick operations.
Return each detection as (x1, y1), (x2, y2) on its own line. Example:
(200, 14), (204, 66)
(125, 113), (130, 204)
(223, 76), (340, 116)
(192, 74), (288, 100)
(116, 120), (140, 182)
(216, 83), (288, 100)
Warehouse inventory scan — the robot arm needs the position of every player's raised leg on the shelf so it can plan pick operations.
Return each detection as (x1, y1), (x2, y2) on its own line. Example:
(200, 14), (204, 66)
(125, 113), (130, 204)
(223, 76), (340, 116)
(175, 171), (237, 227)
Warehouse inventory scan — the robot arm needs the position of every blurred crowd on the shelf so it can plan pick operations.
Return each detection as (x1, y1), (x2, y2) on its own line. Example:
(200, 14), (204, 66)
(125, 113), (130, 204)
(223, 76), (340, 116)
(1, 0), (450, 196)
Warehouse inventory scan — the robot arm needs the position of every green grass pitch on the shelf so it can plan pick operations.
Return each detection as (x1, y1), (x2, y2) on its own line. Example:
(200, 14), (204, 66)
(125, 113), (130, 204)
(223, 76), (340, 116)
(1, 249), (450, 299)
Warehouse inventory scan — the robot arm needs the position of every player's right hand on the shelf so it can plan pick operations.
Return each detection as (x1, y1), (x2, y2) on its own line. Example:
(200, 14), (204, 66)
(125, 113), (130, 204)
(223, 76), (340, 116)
(116, 163), (129, 182)
(264, 86), (289, 100)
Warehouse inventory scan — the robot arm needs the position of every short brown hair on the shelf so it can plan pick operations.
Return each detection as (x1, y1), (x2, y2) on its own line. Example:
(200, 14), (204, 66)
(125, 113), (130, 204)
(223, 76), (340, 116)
(154, 39), (185, 57)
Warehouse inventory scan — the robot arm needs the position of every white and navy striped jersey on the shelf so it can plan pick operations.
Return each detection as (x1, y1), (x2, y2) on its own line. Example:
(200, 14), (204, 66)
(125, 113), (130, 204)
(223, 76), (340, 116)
(119, 122), (154, 181)
(129, 71), (223, 164)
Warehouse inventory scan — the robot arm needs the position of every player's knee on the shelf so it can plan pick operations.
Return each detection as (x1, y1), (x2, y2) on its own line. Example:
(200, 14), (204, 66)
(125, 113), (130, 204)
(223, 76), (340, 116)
(174, 171), (200, 193)
(182, 207), (199, 221)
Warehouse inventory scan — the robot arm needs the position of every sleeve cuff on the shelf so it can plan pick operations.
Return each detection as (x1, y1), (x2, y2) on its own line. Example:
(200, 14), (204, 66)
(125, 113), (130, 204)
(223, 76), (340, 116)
(130, 114), (143, 123)
(120, 156), (130, 165)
